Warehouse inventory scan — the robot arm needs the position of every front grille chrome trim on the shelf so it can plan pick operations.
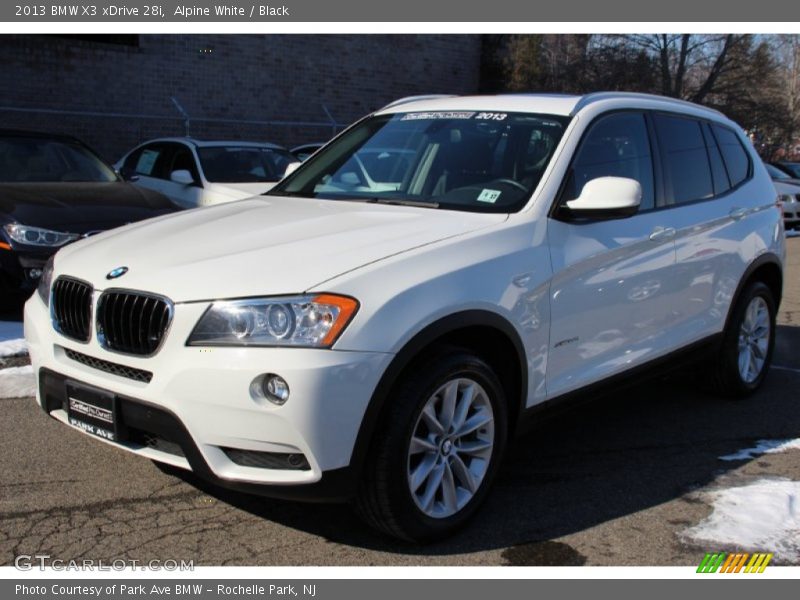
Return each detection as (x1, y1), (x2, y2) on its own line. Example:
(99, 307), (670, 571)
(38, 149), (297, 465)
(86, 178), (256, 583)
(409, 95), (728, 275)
(96, 289), (174, 358)
(50, 276), (93, 343)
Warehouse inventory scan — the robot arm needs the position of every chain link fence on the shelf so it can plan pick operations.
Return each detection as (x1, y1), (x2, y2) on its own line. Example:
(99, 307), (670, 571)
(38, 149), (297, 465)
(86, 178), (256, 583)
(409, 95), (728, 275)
(0, 98), (347, 162)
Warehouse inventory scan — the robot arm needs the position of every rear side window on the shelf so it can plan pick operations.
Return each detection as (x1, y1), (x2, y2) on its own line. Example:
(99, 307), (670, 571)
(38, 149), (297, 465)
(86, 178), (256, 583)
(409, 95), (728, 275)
(654, 114), (713, 205)
(712, 124), (751, 187)
(564, 112), (655, 210)
(702, 123), (731, 196)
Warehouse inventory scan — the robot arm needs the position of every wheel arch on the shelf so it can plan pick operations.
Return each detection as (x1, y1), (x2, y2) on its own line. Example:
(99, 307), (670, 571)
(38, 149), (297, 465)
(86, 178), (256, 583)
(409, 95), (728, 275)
(724, 253), (783, 332)
(347, 310), (528, 484)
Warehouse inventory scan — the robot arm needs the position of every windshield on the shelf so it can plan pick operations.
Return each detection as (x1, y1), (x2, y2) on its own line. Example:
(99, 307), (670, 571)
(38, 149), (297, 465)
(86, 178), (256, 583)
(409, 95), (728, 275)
(779, 163), (800, 178)
(270, 111), (570, 212)
(198, 146), (294, 183)
(0, 136), (117, 183)
(765, 163), (790, 179)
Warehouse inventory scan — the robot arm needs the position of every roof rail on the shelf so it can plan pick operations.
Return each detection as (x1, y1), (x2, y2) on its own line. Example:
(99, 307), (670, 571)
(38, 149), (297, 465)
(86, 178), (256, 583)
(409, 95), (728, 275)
(571, 92), (723, 116)
(380, 94), (458, 111)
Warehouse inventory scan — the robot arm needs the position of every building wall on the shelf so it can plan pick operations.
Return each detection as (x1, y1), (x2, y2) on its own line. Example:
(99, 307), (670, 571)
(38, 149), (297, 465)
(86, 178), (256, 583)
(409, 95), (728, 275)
(0, 34), (482, 161)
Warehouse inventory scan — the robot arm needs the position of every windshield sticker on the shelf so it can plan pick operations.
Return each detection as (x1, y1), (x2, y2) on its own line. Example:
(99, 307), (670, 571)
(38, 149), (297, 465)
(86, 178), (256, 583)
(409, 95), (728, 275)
(401, 112), (476, 121)
(477, 189), (502, 203)
(475, 112), (508, 121)
(135, 149), (159, 176)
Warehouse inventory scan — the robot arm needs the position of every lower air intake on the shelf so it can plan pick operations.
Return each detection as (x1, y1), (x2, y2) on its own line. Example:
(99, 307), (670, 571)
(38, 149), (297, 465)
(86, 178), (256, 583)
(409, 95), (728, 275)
(221, 447), (311, 471)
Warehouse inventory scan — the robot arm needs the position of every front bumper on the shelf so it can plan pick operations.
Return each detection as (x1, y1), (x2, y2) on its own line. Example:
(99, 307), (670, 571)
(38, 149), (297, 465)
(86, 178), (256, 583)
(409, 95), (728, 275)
(0, 244), (51, 292)
(783, 201), (800, 227)
(25, 293), (393, 501)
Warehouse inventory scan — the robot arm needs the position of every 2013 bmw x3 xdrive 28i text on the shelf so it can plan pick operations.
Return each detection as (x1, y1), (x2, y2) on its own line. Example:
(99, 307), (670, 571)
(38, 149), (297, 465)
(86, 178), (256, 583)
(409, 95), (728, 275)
(25, 93), (785, 541)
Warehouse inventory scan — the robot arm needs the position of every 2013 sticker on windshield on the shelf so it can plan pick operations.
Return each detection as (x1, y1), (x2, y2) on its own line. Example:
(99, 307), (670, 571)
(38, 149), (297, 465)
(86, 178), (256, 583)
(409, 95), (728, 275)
(475, 112), (508, 121)
(401, 112), (476, 121)
(477, 189), (502, 203)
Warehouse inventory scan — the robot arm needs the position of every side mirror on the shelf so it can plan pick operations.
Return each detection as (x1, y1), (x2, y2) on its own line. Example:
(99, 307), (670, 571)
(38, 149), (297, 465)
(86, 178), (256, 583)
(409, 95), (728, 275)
(283, 161), (302, 178)
(170, 169), (195, 185)
(565, 176), (642, 219)
(118, 167), (137, 181)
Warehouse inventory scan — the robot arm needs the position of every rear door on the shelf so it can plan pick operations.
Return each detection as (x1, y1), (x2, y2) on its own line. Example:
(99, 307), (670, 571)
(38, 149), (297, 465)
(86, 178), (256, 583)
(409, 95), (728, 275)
(546, 111), (680, 397)
(650, 113), (756, 344)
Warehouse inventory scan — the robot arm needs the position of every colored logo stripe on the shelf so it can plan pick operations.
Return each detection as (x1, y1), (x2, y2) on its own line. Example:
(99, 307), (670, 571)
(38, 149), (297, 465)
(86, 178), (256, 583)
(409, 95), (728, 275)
(697, 552), (726, 573)
(745, 553), (773, 573)
(697, 552), (773, 573)
(720, 553), (749, 573)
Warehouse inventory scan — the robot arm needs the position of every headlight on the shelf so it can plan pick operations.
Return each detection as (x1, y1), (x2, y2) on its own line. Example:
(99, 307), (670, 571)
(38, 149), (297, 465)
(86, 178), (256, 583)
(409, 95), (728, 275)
(187, 294), (359, 348)
(37, 255), (55, 307)
(4, 223), (78, 247)
(778, 194), (796, 204)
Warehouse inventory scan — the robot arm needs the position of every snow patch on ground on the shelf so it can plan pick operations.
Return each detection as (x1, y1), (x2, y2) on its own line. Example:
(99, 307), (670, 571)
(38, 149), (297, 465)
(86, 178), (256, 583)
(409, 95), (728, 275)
(0, 321), (26, 358)
(0, 364), (35, 399)
(0, 338), (27, 358)
(684, 478), (800, 563)
(720, 439), (800, 461)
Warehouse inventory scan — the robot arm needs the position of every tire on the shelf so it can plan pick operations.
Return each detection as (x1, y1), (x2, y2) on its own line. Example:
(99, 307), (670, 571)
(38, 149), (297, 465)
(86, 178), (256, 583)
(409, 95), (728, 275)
(355, 346), (508, 542)
(710, 281), (776, 397)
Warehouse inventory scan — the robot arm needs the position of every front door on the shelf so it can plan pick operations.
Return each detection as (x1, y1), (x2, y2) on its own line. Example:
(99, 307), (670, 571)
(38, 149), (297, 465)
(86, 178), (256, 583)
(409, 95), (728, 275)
(546, 111), (680, 398)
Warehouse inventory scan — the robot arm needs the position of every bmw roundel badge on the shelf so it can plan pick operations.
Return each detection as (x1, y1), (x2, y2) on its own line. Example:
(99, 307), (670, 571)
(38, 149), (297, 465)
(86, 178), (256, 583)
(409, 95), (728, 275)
(106, 266), (129, 280)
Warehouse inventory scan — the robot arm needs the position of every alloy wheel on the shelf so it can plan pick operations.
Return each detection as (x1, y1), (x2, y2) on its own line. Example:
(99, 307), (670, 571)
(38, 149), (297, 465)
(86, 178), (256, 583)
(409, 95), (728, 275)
(737, 296), (771, 383)
(406, 377), (495, 519)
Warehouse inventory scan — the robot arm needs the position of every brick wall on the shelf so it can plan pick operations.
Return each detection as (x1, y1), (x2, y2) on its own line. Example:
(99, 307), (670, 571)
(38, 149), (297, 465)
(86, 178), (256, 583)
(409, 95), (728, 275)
(0, 34), (482, 162)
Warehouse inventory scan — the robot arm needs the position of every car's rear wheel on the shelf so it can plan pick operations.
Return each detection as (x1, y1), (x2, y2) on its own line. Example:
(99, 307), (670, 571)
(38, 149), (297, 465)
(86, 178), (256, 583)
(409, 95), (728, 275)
(710, 281), (776, 397)
(355, 347), (507, 542)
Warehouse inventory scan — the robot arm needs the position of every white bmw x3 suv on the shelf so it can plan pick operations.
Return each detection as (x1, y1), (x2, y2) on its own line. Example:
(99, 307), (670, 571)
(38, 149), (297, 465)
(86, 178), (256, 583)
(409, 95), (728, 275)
(25, 93), (785, 541)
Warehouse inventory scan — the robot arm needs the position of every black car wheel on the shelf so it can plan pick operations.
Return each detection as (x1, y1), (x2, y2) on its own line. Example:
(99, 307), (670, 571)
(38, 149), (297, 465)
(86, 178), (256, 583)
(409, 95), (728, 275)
(356, 346), (508, 542)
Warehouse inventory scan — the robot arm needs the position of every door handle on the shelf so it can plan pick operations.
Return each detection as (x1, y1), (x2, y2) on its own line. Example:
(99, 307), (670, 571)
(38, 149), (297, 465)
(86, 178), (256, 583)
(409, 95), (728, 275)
(649, 226), (676, 242)
(729, 207), (748, 221)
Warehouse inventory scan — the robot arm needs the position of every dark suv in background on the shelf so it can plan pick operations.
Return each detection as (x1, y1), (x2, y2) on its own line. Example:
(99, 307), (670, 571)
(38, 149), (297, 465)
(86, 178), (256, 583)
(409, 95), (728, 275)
(0, 130), (177, 307)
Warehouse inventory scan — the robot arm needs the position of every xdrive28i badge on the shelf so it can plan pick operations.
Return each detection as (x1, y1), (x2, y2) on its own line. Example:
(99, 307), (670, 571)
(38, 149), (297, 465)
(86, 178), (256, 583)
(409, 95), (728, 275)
(106, 266), (128, 280)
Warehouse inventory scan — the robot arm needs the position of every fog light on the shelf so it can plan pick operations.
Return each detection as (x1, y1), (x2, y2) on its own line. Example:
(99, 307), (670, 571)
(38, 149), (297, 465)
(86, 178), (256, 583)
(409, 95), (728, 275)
(27, 268), (43, 280)
(263, 374), (290, 405)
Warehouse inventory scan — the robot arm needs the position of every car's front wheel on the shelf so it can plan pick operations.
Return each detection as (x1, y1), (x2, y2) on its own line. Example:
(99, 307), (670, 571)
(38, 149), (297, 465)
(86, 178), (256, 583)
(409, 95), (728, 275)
(711, 280), (776, 397)
(356, 347), (508, 542)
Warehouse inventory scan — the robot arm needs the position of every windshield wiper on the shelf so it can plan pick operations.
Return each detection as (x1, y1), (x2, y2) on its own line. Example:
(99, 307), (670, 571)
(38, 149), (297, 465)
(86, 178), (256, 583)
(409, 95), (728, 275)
(340, 197), (441, 209)
(264, 190), (315, 197)
(265, 192), (441, 209)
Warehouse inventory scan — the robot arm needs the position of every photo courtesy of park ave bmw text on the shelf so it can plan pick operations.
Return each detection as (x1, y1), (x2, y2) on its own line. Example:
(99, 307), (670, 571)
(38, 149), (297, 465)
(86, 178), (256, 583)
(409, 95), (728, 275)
(1, 0), (800, 594)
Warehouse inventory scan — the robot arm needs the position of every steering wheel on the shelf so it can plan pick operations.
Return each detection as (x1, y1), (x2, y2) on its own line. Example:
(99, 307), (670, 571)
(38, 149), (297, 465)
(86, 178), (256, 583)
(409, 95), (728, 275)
(487, 178), (528, 192)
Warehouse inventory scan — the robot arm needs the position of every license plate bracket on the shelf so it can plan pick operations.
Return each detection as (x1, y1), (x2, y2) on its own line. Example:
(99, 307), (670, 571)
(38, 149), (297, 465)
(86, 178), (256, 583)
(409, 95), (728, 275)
(66, 381), (118, 442)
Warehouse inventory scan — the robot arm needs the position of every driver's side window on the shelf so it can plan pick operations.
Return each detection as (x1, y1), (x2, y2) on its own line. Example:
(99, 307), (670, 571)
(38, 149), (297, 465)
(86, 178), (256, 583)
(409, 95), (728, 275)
(564, 112), (655, 211)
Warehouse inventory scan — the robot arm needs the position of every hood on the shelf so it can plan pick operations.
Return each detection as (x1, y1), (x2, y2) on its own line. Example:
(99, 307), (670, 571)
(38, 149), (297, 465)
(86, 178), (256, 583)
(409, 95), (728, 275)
(204, 181), (277, 199)
(0, 182), (177, 233)
(774, 180), (800, 195)
(55, 195), (506, 302)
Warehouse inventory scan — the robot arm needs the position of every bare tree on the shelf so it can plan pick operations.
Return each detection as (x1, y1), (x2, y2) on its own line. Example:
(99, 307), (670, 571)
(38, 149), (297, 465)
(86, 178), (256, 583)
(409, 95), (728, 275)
(622, 34), (747, 102)
(505, 35), (542, 92)
(770, 35), (800, 157)
(496, 33), (797, 158)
